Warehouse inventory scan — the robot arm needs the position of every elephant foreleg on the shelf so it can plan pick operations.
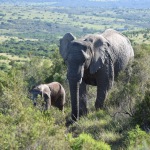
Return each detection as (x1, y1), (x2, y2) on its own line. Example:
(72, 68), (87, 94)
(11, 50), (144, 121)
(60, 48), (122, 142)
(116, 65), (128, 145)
(79, 81), (88, 116)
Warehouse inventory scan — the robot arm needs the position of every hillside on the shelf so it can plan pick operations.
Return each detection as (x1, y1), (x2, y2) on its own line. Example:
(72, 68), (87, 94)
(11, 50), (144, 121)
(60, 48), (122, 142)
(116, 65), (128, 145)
(0, 3), (150, 150)
(0, 0), (150, 8)
(0, 5), (150, 44)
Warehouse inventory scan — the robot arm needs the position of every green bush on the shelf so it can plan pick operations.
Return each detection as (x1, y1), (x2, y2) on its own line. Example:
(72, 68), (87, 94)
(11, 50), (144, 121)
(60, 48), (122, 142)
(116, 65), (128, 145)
(0, 69), (54, 149)
(0, 55), (8, 60)
(24, 48), (66, 89)
(68, 133), (111, 150)
(105, 43), (150, 122)
(0, 108), (56, 149)
(0, 68), (69, 150)
(0, 63), (9, 72)
(24, 57), (53, 88)
(132, 91), (150, 129)
(1, 41), (150, 150)
(125, 125), (150, 150)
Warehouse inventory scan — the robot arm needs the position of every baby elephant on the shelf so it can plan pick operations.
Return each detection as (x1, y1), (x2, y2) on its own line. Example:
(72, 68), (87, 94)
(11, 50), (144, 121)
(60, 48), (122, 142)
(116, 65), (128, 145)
(30, 82), (66, 112)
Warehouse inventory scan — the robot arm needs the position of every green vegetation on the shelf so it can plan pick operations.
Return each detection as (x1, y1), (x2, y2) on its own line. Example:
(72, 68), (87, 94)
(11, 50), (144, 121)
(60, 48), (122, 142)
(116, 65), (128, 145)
(125, 29), (150, 45)
(68, 133), (111, 150)
(0, 5), (150, 41)
(0, 4), (150, 150)
(0, 38), (55, 57)
(125, 125), (150, 150)
(0, 43), (150, 149)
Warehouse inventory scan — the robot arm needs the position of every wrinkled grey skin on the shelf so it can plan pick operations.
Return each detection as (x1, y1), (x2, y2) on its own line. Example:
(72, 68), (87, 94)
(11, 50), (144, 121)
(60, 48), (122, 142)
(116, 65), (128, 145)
(30, 82), (66, 112)
(59, 29), (134, 121)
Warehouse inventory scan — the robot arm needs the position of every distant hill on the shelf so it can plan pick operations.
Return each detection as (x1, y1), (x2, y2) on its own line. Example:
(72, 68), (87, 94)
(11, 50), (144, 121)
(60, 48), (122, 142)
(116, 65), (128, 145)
(0, 0), (150, 9)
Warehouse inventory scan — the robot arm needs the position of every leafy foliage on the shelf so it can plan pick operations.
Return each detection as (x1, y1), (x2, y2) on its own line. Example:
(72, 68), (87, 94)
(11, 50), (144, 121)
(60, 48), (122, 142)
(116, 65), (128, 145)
(0, 68), (69, 150)
(67, 133), (111, 150)
(23, 48), (66, 90)
(125, 125), (150, 150)
(132, 91), (150, 130)
(0, 6), (150, 148)
(1, 40), (150, 149)
(105, 44), (150, 123)
(0, 39), (55, 57)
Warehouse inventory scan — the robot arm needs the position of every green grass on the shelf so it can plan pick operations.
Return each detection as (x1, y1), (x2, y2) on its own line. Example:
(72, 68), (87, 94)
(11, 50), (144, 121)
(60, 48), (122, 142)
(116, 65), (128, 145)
(67, 110), (122, 145)
(0, 53), (29, 70)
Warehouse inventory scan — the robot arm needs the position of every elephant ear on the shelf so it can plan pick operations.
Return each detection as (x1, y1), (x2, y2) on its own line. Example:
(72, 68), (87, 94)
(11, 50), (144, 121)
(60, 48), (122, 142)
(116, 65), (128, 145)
(59, 33), (76, 60)
(90, 35), (110, 74)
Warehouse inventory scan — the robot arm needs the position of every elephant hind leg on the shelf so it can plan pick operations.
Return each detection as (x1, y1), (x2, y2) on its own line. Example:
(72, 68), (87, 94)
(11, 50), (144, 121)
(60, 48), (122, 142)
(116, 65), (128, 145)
(54, 97), (65, 113)
(59, 105), (64, 114)
(79, 98), (88, 116)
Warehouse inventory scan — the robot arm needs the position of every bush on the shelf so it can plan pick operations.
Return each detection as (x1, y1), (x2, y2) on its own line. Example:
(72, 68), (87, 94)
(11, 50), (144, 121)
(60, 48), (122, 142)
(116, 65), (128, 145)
(125, 125), (150, 150)
(68, 133), (111, 150)
(0, 68), (69, 149)
(23, 57), (53, 88)
(0, 69), (53, 149)
(0, 55), (8, 60)
(0, 63), (9, 72)
(132, 91), (150, 130)
(105, 43), (150, 123)
(24, 48), (66, 89)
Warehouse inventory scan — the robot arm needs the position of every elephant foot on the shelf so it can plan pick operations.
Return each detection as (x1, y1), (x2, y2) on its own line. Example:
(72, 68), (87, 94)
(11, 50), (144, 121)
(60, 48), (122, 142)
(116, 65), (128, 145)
(79, 108), (88, 117)
(58, 106), (64, 113)
(95, 101), (104, 110)
(71, 113), (79, 122)
(65, 119), (77, 127)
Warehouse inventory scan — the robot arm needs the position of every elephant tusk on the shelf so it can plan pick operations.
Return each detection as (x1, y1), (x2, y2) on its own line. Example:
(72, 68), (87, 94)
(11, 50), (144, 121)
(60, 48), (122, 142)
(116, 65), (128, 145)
(79, 78), (82, 84)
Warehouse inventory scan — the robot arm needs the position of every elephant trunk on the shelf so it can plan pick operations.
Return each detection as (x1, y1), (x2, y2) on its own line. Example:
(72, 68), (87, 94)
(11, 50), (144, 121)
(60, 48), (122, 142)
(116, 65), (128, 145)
(69, 80), (80, 121)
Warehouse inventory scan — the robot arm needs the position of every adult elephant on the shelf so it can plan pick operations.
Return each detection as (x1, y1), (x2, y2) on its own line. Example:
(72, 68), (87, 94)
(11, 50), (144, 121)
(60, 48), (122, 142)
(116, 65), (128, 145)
(59, 29), (134, 121)
(30, 82), (66, 113)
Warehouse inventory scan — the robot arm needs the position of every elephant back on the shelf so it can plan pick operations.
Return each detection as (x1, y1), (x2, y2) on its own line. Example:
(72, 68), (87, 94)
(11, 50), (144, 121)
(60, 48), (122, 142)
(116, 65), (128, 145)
(102, 29), (134, 74)
(47, 82), (65, 99)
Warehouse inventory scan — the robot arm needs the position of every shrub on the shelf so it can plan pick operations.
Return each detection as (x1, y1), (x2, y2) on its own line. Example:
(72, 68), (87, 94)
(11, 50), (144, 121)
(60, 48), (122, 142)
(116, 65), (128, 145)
(0, 68), (69, 149)
(105, 43), (150, 123)
(24, 57), (53, 89)
(125, 125), (150, 150)
(24, 48), (66, 89)
(68, 133), (111, 150)
(132, 90), (150, 130)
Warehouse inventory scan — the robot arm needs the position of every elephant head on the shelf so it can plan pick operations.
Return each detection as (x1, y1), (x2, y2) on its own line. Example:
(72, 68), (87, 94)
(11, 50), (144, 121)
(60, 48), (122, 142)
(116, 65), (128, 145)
(59, 33), (112, 121)
(30, 84), (51, 110)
